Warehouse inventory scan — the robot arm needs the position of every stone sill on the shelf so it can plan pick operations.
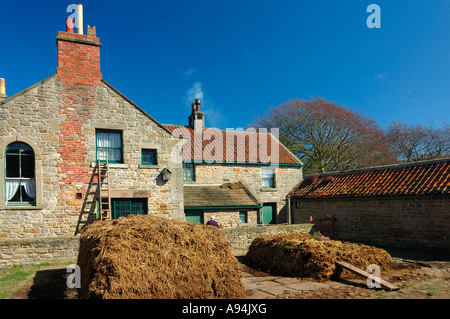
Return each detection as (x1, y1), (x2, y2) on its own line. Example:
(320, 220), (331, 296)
(90, 163), (129, 169)
(0, 205), (43, 210)
(260, 188), (277, 192)
(138, 165), (160, 169)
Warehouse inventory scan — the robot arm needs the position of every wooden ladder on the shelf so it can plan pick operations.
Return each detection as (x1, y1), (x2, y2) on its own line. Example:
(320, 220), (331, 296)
(97, 151), (112, 220)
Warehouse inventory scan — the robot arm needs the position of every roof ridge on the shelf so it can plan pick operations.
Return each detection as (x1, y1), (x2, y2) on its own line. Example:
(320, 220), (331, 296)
(313, 157), (450, 176)
(0, 74), (57, 105)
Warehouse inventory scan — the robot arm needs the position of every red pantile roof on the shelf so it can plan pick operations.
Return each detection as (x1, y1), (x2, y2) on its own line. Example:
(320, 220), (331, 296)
(288, 158), (450, 199)
(163, 124), (302, 165)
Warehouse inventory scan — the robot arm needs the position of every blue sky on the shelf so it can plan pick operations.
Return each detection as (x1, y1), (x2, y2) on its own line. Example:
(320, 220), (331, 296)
(1, 0), (449, 130)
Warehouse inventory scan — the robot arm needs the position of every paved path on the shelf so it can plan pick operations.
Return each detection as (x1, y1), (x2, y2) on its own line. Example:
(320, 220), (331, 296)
(233, 248), (365, 299)
(239, 264), (356, 299)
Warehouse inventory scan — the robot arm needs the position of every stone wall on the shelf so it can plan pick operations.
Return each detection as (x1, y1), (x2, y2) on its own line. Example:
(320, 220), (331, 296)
(291, 197), (450, 251)
(0, 236), (79, 269)
(187, 164), (302, 223)
(222, 223), (314, 250)
(0, 224), (314, 269)
(202, 209), (258, 228)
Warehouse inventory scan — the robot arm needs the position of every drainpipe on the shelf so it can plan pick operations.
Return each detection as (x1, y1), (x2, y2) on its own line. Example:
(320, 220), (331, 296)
(287, 196), (291, 224)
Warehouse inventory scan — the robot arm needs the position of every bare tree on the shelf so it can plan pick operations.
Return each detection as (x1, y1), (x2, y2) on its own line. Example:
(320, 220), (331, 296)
(251, 98), (396, 173)
(386, 121), (450, 162)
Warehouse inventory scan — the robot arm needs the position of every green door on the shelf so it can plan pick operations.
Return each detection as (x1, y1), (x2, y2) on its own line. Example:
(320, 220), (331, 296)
(262, 203), (276, 225)
(185, 210), (203, 224)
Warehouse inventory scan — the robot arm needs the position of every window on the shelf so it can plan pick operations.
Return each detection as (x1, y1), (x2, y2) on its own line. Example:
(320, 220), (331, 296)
(261, 168), (275, 188)
(96, 129), (123, 163)
(239, 211), (248, 224)
(5, 142), (36, 205)
(112, 198), (147, 219)
(141, 149), (157, 165)
(183, 163), (195, 181)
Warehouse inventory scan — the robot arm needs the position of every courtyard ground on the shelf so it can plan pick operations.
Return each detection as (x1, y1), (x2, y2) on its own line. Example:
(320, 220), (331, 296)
(1, 247), (449, 299)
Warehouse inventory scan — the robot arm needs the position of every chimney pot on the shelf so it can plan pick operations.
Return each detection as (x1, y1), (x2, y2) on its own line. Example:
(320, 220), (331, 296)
(66, 18), (74, 33)
(195, 99), (201, 111)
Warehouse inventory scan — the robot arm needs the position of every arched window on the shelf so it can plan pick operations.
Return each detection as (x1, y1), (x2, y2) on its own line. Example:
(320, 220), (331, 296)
(5, 142), (36, 205)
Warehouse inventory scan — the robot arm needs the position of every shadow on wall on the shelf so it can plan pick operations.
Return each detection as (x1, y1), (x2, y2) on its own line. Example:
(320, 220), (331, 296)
(75, 167), (102, 235)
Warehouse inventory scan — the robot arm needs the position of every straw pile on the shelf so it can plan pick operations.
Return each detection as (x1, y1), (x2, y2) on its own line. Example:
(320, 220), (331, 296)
(245, 233), (392, 281)
(77, 214), (246, 299)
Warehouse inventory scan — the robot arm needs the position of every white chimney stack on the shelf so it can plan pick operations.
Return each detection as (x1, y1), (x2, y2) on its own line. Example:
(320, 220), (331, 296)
(0, 78), (6, 102)
(0, 78), (6, 96)
(77, 4), (84, 35)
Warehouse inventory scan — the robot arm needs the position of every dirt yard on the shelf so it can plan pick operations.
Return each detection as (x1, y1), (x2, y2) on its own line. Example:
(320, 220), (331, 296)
(236, 254), (450, 299)
(4, 248), (450, 299)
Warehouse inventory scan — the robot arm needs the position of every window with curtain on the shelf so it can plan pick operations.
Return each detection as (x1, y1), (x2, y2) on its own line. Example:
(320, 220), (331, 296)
(96, 129), (123, 163)
(5, 142), (36, 205)
(261, 168), (275, 188)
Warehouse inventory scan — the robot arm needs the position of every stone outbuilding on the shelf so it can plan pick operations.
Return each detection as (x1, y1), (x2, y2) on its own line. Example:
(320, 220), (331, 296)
(288, 158), (450, 252)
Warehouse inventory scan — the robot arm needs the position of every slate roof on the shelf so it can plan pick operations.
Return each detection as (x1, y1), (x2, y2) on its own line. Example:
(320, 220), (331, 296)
(184, 182), (261, 208)
(163, 124), (302, 166)
(288, 158), (450, 200)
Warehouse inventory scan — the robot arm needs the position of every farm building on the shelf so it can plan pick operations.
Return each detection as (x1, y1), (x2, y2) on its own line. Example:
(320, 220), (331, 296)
(288, 157), (450, 252)
(0, 8), (302, 246)
(164, 107), (303, 227)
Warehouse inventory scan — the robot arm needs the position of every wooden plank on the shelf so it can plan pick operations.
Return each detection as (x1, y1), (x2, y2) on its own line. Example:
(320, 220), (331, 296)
(336, 260), (399, 291)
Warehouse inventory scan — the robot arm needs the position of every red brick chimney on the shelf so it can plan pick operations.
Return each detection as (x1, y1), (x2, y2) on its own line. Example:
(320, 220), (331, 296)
(56, 13), (101, 86)
(55, 6), (101, 204)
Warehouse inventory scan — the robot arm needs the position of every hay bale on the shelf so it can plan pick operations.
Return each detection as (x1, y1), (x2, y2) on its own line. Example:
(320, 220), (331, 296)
(77, 214), (246, 299)
(245, 233), (392, 281)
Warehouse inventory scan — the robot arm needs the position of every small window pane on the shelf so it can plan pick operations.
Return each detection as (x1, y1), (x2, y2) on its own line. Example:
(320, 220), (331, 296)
(142, 149), (157, 165)
(239, 211), (248, 224)
(6, 155), (20, 178)
(183, 163), (195, 181)
(21, 156), (35, 178)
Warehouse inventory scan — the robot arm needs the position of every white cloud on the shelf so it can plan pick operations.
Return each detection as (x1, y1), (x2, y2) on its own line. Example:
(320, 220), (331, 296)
(186, 82), (204, 106)
(184, 68), (195, 78)
(374, 73), (387, 79)
(184, 82), (226, 128)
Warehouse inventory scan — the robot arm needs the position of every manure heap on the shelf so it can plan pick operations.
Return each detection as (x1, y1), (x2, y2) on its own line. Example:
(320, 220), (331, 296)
(77, 214), (246, 299)
(245, 233), (392, 281)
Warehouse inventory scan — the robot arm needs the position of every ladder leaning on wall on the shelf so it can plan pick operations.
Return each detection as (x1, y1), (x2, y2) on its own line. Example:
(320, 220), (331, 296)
(97, 151), (112, 220)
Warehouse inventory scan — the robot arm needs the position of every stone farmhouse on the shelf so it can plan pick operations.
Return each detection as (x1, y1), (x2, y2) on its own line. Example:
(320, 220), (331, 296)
(164, 101), (303, 228)
(288, 158), (450, 252)
(0, 12), (303, 242)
